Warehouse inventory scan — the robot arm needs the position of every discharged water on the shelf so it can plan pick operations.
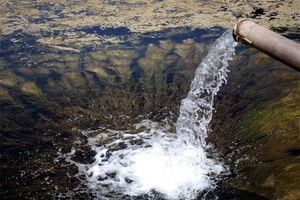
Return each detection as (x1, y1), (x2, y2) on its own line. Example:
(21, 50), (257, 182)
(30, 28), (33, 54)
(59, 30), (237, 199)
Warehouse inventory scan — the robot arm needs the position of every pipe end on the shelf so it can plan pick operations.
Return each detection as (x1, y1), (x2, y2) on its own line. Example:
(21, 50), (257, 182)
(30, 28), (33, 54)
(233, 19), (253, 45)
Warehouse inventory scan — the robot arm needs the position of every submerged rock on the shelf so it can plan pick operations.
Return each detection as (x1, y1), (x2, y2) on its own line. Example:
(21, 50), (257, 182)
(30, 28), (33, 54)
(34, 66), (51, 76)
(0, 87), (14, 102)
(20, 81), (43, 96)
(175, 39), (194, 59)
(138, 43), (171, 76)
(85, 52), (114, 80)
(61, 54), (80, 70)
(85, 62), (110, 78)
(0, 71), (24, 87)
(159, 40), (174, 51)
(61, 71), (86, 89)
(18, 66), (35, 76)
(106, 49), (136, 79)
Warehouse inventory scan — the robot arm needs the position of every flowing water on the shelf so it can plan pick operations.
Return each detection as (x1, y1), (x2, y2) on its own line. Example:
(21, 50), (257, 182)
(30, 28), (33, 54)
(59, 30), (237, 199)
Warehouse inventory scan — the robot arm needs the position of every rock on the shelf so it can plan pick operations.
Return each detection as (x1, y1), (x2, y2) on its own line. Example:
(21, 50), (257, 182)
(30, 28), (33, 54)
(0, 87), (14, 102)
(61, 71), (86, 89)
(194, 43), (206, 55)
(85, 50), (136, 81)
(61, 53), (80, 69)
(159, 40), (174, 51)
(0, 87), (9, 96)
(161, 54), (179, 67)
(85, 62), (110, 78)
(34, 66), (51, 76)
(250, 7), (265, 19)
(20, 81), (43, 96)
(175, 39), (194, 59)
(125, 177), (133, 183)
(18, 66), (34, 76)
(248, 52), (272, 67)
(114, 65), (132, 80)
(232, 11), (244, 19)
(137, 43), (171, 76)
(106, 49), (136, 61)
(106, 49), (136, 79)
(137, 57), (159, 75)
(145, 44), (170, 60)
(72, 149), (96, 164)
(31, 53), (60, 64)
(89, 51), (109, 62)
(0, 71), (24, 87)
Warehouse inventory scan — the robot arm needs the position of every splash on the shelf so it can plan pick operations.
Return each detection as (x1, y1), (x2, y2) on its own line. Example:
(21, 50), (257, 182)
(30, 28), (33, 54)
(59, 30), (237, 199)
(176, 29), (237, 146)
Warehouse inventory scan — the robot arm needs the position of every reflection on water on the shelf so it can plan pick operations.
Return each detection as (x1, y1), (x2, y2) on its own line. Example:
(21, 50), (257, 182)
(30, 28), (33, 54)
(0, 27), (217, 199)
(0, 27), (221, 134)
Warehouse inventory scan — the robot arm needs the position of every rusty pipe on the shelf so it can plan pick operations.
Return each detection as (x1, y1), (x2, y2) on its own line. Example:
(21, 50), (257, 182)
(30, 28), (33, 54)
(233, 19), (300, 72)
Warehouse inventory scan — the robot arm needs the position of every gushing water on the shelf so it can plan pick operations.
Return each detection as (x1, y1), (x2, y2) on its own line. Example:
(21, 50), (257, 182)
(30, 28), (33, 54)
(58, 30), (237, 199)
(176, 30), (237, 146)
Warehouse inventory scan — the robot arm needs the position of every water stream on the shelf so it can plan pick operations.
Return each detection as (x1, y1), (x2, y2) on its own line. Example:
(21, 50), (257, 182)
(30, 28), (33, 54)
(59, 30), (237, 199)
(176, 29), (237, 146)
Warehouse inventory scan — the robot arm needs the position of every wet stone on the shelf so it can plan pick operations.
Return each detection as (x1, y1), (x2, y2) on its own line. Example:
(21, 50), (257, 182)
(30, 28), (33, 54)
(175, 39), (194, 59)
(84, 63), (110, 78)
(18, 66), (34, 76)
(0, 71), (24, 87)
(110, 142), (128, 151)
(129, 138), (144, 145)
(20, 81), (43, 96)
(101, 183), (111, 188)
(61, 71), (86, 89)
(125, 177), (133, 184)
(0, 88), (13, 102)
(159, 40), (174, 51)
(106, 172), (117, 179)
(98, 176), (107, 181)
(72, 149), (96, 164)
(250, 7), (265, 18)
(104, 151), (112, 160)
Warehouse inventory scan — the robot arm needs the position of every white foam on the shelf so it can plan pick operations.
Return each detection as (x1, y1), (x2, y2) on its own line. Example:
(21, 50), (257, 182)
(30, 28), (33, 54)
(79, 120), (224, 199)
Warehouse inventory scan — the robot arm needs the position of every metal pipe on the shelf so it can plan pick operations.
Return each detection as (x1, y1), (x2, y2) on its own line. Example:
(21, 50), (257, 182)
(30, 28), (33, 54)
(233, 19), (300, 72)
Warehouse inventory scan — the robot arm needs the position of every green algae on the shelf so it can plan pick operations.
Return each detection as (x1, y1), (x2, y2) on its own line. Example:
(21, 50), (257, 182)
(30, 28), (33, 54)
(240, 85), (300, 142)
(232, 81), (300, 200)
(241, 87), (300, 134)
(246, 157), (300, 200)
